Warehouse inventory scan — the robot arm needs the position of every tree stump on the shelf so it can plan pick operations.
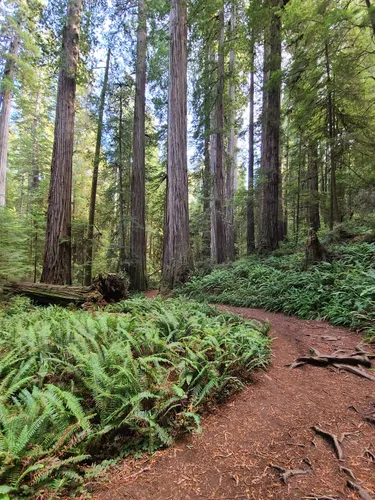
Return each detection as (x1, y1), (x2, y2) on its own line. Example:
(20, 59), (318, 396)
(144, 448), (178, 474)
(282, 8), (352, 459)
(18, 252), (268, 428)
(304, 229), (329, 269)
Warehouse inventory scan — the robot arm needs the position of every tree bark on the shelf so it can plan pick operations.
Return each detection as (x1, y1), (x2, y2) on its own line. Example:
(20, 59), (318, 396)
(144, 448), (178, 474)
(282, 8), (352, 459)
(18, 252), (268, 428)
(0, 30), (20, 207)
(325, 40), (339, 230)
(260, 0), (282, 252)
(118, 90), (127, 272)
(247, 51), (255, 254)
(162, 0), (190, 289)
(215, 8), (227, 264)
(226, 3), (237, 262)
(84, 48), (110, 286)
(365, 0), (375, 37)
(41, 0), (83, 284)
(129, 0), (147, 291)
(307, 141), (320, 231)
(202, 103), (211, 259)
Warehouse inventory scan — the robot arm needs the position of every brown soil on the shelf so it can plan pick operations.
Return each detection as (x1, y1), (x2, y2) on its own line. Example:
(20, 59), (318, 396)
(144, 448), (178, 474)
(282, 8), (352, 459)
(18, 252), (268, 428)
(92, 298), (375, 500)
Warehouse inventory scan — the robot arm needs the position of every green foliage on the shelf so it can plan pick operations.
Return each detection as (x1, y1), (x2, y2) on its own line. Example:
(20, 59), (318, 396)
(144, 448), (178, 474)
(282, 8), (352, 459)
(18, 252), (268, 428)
(179, 243), (375, 342)
(0, 297), (269, 496)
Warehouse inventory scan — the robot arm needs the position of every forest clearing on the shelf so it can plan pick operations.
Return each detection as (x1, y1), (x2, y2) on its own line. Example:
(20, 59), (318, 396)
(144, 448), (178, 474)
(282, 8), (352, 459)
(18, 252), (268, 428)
(1, 0), (375, 498)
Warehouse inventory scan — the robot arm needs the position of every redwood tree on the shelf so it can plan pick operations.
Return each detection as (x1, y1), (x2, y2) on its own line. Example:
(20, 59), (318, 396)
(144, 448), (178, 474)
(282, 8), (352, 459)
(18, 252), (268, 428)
(129, 0), (147, 291)
(0, 30), (20, 207)
(84, 48), (110, 286)
(162, 0), (190, 289)
(41, 0), (83, 284)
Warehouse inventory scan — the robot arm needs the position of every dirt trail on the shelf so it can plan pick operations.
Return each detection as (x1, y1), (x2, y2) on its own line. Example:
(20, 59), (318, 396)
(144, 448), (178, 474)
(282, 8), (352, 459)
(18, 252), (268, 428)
(93, 302), (375, 500)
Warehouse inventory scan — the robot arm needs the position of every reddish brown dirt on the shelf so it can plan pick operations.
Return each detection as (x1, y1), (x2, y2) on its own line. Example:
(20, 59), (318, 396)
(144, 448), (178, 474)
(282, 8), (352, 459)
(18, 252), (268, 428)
(92, 300), (375, 500)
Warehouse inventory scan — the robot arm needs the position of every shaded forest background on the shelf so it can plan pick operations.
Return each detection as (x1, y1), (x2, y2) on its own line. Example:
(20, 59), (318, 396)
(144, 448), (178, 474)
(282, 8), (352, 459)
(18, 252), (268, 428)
(1, 0), (375, 290)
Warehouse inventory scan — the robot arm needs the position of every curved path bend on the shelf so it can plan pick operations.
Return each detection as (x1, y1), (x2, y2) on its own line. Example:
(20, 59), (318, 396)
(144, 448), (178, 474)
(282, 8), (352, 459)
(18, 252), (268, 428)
(93, 304), (375, 500)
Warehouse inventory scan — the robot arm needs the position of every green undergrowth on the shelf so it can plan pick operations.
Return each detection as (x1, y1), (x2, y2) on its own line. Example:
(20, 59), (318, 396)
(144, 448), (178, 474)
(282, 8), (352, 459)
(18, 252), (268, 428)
(0, 297), (269, 498)
(178, 243), (375, 342)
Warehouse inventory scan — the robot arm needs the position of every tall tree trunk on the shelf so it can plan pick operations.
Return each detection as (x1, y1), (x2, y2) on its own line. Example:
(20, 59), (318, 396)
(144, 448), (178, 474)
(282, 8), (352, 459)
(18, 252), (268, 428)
(0, 30), (20, 207)
(247, 52), (255, 254)
(307, 140), (320, 231)
(365, 0), (375, 37)
(41, 0), (83, 284)
(215, 8), (227, 264)
(162, 0), (190, 289)
(295, 131), (302, 243)
(210, 96), (217, 263)
(226, 3), (237, 262)
(202, 111), (211, 259)
(260, 0), (282, 251)
(84, 48), (110, 286)
(118, 90), (126, 272)
(129, 0), (147, 291)
(325, 40), (339, 230)
(30, 87), (41, 191)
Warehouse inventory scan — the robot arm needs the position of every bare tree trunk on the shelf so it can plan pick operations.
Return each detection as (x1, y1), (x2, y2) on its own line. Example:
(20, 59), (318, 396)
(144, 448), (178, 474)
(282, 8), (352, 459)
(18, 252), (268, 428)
(365, 0), (375, 37)
(247, 51), (255, 254)
(129, 0), (147, 291)
(162, 0), (190, 289)
(210, 99), (217, 263)
(41, 0), (83, 284)
(215, 8), (227, 264)
(295, 131), (302, 243)
(202, 112), (211, 259)
(325, 40), (339, 230)
(84, 48), (110, 286)
(260, 0), (282, 252)
(118, 90), (126, 272)
(307, 141), (320, 231)
(30, 87), (41, 191)
(0, 30), (20, 207)
(226, 3), (237, 262)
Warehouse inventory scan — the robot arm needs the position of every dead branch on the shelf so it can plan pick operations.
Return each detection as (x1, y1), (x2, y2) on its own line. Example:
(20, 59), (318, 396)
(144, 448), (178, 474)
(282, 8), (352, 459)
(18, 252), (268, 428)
(312, 426), (344, 461)
(347, 480), (373, 500)
(269, 463), (311, 484)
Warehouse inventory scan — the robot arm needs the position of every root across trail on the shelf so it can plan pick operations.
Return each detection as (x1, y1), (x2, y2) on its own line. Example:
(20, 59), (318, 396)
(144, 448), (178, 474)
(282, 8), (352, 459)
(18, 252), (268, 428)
(93, 303), (375, 500)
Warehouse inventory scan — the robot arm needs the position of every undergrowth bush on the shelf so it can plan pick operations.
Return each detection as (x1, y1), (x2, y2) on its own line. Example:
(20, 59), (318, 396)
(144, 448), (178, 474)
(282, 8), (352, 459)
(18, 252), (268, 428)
(0, 297), (269, 498)
(179, 243), (375, 341)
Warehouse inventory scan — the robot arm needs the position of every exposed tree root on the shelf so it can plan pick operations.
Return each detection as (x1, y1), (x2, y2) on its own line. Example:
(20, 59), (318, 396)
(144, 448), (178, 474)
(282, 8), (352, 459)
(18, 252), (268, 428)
(364, 449), (375, 461)
(339, 466), (356, 481)
(332, 364), (375, 382)
(295, 353), (371, 368)
(347, 480), (373, 500)
(269, 463), (311, 484)
(312, 426), (344, 461)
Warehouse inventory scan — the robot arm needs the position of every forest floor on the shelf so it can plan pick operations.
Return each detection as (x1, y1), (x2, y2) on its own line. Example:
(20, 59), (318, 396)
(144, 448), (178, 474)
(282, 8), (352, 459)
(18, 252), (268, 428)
(91, 294), (375, 500)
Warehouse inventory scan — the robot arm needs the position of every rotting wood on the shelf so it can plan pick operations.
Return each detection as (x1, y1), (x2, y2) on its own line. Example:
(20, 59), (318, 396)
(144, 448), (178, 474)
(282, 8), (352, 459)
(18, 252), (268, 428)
(3, 273), (128, 307)
(312, 426), (344, 461)
(347, 480), (373, 500)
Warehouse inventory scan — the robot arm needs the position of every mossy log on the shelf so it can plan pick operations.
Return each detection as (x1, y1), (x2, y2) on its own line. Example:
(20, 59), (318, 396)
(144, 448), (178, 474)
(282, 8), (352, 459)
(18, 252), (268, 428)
(3, 273), (128, 307)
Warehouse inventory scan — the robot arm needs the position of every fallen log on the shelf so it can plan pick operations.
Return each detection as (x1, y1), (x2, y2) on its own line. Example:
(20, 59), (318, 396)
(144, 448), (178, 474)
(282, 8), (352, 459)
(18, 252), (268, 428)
(3, 273), (129, 307)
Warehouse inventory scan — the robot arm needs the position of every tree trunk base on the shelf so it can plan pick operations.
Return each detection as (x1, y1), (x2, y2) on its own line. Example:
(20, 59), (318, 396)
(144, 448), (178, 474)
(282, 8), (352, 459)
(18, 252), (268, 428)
(304, 229), (329, 269)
